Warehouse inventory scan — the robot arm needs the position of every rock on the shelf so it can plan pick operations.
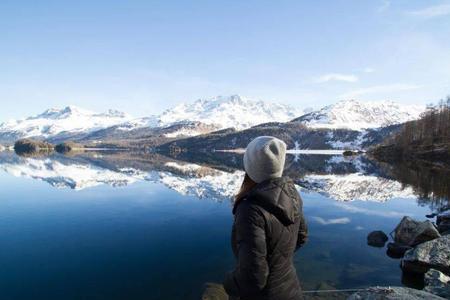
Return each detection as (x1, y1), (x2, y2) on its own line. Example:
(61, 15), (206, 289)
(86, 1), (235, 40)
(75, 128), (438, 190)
(386, 242), (412, 259)
(424, 269), (450, 299)
(367, 230), (388, 247)
(401, 235), (450, 275)
(437, 210), (450, 234)
(438, 222), (450, 234)
(347, 286), (445, 299)
(343, 150), (358, 156)
(393, 216), (440, 246)
(401, 271), (424, 289)
(201, 282), (228, 300)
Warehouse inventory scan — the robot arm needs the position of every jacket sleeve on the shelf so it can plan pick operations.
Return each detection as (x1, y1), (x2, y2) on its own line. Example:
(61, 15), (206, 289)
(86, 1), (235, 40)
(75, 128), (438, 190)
(224, 202), (269, 298)
(296, 200), (308, 250)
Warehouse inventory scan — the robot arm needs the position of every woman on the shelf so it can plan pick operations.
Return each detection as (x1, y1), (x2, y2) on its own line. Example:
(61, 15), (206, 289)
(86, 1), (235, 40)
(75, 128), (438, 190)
(224, 136), (308, 300)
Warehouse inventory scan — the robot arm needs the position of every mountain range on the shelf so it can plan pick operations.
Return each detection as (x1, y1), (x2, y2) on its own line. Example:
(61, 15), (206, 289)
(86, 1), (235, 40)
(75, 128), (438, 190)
(0, 95), (426, 149)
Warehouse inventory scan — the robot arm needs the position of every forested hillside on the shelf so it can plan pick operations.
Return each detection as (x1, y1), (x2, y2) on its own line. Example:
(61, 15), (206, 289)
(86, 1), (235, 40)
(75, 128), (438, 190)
(371, 97), (450, 163)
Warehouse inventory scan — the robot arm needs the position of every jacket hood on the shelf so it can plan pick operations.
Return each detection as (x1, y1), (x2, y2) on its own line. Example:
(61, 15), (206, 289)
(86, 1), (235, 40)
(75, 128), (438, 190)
(245, 176), (301, 225)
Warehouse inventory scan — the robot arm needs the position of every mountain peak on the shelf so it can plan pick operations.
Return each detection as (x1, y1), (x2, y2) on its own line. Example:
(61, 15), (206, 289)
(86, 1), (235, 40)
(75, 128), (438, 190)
(158, 95), (303, 130)
(0, 105), (132, 141)
(294, 99), (425, 130)
(32, 105), (93, 120)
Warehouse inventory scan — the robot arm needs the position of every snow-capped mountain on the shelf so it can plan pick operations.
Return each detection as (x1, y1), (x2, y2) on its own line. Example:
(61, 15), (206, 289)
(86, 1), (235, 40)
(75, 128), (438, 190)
(155, 95), (303, 131)
(113, 95), (303, 135)
(294, 99), (425, 130)
(0, 96), (427, 144)
(0, 95), (302, 142)
(0, 106), (132, 142)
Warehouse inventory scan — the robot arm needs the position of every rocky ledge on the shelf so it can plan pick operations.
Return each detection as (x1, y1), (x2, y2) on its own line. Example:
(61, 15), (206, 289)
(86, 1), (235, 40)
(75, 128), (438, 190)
(401, 235), (450, 275)
(365, 212), (450, 299)
(347, 286), (445, 299)
(424, 269), (450, 299)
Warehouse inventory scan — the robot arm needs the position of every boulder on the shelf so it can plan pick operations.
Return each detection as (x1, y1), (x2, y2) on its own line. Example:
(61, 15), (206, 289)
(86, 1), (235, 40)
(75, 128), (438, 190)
(367, 230), (388, 247)
(424, 269), (450, 299)
(393, 216), (440, 246)
(347, 286), (445, 299)
(439, 222), (450, 234)
(401, 235), (450, 275)
(401, 271), (424, 289)
(201, 283), (228, 300)
(386, 242), (412, 259)
(437, 210), (450, 234)
(343, 150), (358, 156)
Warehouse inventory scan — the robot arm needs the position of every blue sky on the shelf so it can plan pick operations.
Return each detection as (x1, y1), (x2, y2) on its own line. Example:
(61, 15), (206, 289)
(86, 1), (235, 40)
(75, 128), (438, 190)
(1, 0), (450, 121)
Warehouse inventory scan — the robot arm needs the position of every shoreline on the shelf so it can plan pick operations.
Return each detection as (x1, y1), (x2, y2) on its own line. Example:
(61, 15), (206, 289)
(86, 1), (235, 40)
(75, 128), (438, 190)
(214, 149), (349, 155)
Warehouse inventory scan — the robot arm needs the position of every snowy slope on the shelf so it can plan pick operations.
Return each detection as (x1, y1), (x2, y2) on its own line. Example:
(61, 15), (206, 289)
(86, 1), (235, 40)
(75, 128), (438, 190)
(0, 97), (427, 143)
(0, 95), (302, 141)
(295, 99), (425, 130)
(157, 95), (302, 131)
(84, 94), (303, 138)
(0, 106), (132, 141)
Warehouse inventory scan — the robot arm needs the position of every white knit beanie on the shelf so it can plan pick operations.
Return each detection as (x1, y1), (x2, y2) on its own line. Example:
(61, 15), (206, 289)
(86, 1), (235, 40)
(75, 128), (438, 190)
(243, 136), (287, 183)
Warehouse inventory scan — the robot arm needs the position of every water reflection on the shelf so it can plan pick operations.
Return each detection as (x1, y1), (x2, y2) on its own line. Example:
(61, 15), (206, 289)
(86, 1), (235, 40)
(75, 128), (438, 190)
(1, 151), (448, 207)
(0, 150), (448, 299)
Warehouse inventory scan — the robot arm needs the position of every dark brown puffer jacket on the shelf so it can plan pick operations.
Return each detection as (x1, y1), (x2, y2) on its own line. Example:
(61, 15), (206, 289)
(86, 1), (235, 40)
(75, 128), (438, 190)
(224, 176), (308, 300)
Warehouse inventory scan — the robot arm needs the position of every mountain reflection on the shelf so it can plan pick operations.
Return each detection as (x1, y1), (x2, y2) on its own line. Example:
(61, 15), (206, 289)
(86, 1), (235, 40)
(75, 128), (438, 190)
(0, 151), (448, 208)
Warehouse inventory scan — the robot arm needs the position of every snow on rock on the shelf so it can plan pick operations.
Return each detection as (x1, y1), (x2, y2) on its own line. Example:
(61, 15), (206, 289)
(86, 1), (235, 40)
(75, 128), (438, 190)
(0, 97), (426, 142)
(114, 116), (158, 131)
(114, 94), (302, 137)
(0, 106), (132, 140)
(157, 95), (302, 131)
(296, 99), (425, 130)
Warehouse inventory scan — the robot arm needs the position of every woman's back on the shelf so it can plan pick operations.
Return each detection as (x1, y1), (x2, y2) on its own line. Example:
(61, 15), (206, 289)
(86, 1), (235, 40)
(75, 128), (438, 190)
(224, 176), (307, 300)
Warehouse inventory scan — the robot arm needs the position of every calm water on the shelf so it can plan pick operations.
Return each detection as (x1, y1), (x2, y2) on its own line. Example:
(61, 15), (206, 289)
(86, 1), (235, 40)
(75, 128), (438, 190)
(0, 151), (447, 300)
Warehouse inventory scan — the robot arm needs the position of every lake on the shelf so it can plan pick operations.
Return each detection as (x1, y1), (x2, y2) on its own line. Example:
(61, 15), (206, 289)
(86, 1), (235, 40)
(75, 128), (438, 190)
(0, 151), (448, 299)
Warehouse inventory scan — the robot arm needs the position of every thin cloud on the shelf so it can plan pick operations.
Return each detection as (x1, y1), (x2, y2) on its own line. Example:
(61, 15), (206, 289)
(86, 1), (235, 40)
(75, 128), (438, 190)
(406, 3), (450, 18)
(363, 67), (375, 73)
(311, 216), (351, 225)
(315, 73), (358, 83)
(340, 83), (422, 99)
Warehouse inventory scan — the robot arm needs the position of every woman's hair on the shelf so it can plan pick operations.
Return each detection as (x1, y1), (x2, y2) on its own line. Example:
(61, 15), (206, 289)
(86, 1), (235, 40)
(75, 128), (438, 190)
(235, 173), (257, 202)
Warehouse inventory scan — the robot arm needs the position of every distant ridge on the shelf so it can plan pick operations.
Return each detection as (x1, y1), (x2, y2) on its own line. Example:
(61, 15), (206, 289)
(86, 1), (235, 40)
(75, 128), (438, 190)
(293, 99), (425, 130)
(0, 96), (426, 144)
(0, 106), (131, 142)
